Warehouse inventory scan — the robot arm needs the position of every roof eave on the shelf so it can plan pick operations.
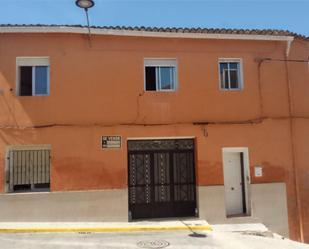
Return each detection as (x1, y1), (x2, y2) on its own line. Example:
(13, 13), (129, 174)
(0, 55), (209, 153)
(0, 26), (295, 42)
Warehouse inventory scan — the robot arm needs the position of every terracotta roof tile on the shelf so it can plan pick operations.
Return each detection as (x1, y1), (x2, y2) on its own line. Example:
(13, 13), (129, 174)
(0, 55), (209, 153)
(0, 24), (307, 40)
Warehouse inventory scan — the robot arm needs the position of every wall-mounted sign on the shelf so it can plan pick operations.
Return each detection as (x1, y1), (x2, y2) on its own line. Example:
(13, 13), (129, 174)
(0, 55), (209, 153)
(102, 136), (122, 149)
(254, 166), (263, 177)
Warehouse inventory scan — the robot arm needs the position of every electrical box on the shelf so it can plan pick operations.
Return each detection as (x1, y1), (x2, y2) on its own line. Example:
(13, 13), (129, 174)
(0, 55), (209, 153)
(254, 166), (263, 177)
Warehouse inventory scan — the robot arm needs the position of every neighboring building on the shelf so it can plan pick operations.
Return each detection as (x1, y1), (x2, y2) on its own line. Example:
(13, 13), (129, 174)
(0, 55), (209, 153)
(0, 25), (308, 242)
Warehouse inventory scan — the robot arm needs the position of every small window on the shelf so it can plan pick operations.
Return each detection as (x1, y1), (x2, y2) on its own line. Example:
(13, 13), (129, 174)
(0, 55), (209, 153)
(144, 59), (177, 91)
(16, 57), (50, 96)
(6, 146), (51, 193)
(219, 59), (243, 90)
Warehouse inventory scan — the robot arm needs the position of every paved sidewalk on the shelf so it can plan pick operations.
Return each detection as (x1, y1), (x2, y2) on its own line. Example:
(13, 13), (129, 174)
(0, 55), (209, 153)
(0, 227), (308, 249)
(0, 221), (307, 249)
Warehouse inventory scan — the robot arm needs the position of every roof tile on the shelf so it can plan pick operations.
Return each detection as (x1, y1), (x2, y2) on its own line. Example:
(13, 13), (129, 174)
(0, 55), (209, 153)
(0, 24), (308, 40)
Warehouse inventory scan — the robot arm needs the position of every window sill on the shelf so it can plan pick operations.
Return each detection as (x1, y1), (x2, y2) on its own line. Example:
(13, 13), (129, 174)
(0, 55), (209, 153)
(219, 88), (243, 91)
(144, 90), (178, 93)
(15, 95), (50, 97)
(3, 190), (51, 195)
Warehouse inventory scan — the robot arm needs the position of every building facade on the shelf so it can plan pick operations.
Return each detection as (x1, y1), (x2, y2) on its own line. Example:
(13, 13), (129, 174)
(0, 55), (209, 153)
(0, 25), (308, 242)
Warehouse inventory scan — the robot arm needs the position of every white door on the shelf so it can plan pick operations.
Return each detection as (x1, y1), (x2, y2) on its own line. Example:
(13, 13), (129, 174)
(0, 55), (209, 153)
(223, 152), (245, 216)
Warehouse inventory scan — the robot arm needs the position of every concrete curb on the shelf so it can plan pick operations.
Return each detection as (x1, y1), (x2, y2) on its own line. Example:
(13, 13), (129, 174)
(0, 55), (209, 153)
(0, 225), (212, 233)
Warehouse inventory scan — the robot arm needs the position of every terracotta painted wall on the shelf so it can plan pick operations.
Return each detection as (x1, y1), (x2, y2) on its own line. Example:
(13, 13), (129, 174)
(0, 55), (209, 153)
(0, 121), (298, 238)
(0, 33), (290, 126)
(0, 33), (308, 241)
(287, 40), (309, 242)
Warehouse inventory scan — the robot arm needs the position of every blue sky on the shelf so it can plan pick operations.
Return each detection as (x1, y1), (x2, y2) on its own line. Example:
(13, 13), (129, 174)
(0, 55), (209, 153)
(0, 0), (308, 36)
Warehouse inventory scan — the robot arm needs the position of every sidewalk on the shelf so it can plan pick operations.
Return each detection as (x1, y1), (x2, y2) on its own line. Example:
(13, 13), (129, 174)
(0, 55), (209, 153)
(0, 222), (306, 249)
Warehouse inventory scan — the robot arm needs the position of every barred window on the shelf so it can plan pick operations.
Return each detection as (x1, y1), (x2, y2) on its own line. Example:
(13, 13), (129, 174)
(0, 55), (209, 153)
(6, 146), (51, 192)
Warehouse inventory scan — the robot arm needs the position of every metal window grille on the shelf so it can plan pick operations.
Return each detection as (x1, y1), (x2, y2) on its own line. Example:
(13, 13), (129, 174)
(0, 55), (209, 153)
(6, 149), (51, 192)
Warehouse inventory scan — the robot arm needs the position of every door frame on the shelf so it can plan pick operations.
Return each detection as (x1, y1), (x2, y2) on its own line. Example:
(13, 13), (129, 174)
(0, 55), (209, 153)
(222, 147), (251, 216)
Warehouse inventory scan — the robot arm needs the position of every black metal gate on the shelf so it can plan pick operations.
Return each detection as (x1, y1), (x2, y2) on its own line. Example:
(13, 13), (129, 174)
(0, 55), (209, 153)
(128, 139), (197, 220)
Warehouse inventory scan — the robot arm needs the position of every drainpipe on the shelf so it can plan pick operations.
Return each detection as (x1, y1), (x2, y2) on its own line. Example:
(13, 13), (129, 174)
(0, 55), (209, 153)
(256, 59), (265, 118)
(284, 38), (304, 242)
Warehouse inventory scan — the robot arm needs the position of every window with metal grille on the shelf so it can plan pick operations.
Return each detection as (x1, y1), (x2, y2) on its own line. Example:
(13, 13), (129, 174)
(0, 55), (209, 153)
(6, 147), (51, 192)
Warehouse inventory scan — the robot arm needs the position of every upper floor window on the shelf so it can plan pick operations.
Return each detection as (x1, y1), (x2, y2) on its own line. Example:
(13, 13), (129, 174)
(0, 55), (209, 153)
(144, 59), (177, 91)
(219, 59), (243, 90)
(16, 57), (50, 96)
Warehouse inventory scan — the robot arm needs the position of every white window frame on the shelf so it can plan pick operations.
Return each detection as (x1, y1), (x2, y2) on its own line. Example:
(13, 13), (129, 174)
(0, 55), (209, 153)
(218, 58), (244, 91)
(144, 59), (178, 92)
(16, 57), (50, 96)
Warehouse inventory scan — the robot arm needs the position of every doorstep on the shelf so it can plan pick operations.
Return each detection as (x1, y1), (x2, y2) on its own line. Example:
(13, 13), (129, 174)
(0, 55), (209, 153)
(211, 223), (268, 232)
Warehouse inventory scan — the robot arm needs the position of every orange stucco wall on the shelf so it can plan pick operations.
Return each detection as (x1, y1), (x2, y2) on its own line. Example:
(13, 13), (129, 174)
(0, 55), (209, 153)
(0, 33), (308, 241)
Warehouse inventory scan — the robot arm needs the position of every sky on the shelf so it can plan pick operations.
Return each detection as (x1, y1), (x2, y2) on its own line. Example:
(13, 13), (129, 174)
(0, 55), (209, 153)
(0, 0), (308, 37)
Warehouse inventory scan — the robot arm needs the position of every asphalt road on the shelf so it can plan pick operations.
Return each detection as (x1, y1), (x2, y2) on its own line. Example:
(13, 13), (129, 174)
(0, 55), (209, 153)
(0, 230), (308, 249)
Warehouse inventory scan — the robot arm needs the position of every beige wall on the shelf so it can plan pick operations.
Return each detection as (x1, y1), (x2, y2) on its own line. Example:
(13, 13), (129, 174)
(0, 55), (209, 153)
(0, 189), (128, 222)
(0, 183), (288, 238)
(198, 183), (289, 237)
